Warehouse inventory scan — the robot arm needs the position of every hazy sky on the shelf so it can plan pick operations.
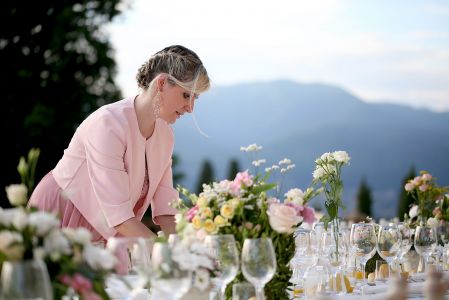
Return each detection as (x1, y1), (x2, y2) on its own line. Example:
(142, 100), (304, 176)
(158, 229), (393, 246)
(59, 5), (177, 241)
(108, 0), (449, 112)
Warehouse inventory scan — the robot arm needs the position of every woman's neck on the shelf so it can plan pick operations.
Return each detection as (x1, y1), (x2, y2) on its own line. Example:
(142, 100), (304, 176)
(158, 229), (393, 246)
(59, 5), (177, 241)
(134, 91), (157, 139)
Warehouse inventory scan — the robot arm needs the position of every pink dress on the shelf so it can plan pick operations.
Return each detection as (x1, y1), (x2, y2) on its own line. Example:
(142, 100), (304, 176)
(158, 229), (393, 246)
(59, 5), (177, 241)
(28, 97), (178, 243)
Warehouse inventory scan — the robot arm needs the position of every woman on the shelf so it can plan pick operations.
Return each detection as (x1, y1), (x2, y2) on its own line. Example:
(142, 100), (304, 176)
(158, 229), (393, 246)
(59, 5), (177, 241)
(28, 45), (210, 244)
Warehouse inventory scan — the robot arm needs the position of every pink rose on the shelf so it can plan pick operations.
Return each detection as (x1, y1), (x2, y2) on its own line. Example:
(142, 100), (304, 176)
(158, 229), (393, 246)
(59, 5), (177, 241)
(412, 176), (421, 186)
(404, 182), (415, 192)
(72, 273), (92, 293)
(267, 203), (302, 234)
(421, 173), (432, 181)
(433, 207), (442, 219)
(419, 184), (429, 192)
(81, 291), (102, 300)
(300, 206), (316, 224)
(231, 171), (254, 195)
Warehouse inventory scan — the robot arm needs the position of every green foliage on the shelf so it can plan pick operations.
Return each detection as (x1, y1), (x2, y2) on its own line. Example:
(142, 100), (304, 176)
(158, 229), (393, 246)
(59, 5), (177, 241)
(227, 158), (240, 180)
(397, 167), (416, 221)
(0, 0), (124, 206)
(172, 154), (185, 186)
(17, 148), (40, 197)
(356, 177), (372, 217)
(366, 251), (384, 275)
(195, 159), (215, 194)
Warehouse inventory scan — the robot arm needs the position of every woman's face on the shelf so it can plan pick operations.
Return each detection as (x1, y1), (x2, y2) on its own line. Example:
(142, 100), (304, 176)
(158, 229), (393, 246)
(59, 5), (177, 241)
(159, 81), (198, 124)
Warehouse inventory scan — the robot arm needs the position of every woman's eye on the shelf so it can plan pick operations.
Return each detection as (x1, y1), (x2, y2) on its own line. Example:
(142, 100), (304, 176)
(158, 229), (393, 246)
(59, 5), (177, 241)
(183, 92), (190, 100)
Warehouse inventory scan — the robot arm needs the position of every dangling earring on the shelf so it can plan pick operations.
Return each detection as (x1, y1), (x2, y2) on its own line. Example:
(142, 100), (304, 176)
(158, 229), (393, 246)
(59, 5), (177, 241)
(153, 91), (161, 118)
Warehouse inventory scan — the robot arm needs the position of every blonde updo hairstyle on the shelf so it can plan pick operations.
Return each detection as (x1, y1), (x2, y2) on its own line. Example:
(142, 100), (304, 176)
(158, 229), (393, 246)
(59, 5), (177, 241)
(136, 45), (210, 100)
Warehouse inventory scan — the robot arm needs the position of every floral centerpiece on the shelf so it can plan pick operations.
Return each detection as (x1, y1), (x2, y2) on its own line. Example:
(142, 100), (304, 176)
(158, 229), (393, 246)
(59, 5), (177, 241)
(404, 171), (448, 226)
(175, 144), (319, 299)
(1, 149), (116, 300)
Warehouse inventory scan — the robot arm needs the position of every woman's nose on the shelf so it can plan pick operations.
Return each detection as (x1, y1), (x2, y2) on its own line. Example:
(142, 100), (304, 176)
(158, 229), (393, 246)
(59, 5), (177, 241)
(185, 99), (195, 113)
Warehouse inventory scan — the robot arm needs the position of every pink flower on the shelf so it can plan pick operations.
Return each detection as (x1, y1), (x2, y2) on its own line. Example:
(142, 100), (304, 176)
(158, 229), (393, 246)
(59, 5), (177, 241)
(404, 182), (415, 192)
(419, 184), (429, 192)
(231, 171), (254, 195)
(245, 222), (254, 230)
(59, 274), (72, 286)
(187, 205), (199, 222)
(300, 206), (316, 224)
(433, 207), (442, 219)
(267, 197), (280, 205)
(71, 273), (92, 293)
(421, 173), (433, 181)
(412, 176), (421, 186)
(267, 203), (302, 234)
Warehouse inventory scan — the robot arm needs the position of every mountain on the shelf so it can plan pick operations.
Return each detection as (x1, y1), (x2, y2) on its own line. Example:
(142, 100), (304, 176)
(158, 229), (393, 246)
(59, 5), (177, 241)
(172, 80), (449, 219)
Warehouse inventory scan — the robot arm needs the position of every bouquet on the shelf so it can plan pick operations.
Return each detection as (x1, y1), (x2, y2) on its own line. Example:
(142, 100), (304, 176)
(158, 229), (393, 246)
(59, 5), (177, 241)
(175, 144), (319, 299)
(404, 171), (448, 226)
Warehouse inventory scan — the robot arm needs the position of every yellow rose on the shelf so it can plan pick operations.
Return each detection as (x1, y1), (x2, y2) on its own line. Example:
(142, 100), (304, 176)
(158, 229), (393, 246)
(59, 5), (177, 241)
(192, 216), (202, 230)
(220, 204), (234, 219)
(196, 196), (208, 207)
(214, 215), (227, 227)
(204, 219), (217, 234)
(201, 207), (213, 219)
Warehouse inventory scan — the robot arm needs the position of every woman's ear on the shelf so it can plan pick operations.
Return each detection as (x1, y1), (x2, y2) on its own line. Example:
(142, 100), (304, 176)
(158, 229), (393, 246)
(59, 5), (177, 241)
(156, 74), (166, 92)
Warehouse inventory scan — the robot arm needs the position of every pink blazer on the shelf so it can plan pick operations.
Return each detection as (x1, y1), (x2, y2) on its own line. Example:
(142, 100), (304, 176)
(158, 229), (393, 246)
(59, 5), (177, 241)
(52, 97), (178, 239)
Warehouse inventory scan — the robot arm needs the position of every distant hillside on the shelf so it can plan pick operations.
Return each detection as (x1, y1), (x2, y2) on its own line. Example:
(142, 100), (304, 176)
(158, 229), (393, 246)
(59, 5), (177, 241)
(173, 80), (449, 219)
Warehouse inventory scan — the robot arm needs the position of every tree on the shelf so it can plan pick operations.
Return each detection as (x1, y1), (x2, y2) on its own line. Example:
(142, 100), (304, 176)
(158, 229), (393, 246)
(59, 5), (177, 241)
(226, 158), (240, 180)
(172, 154), (185, 187)
(397, 166), (417, 220)
(356, 177), (373, 217)
(195, 159), (215, 194)
(0, 1), (124, 207)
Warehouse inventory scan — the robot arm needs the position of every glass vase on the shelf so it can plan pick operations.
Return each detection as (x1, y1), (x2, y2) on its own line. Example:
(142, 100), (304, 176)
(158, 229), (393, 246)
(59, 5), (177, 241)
(0, 259), (53, 300)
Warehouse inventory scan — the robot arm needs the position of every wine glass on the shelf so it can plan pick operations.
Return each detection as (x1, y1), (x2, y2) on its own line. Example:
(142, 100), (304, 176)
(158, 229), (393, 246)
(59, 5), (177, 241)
(377, 225), (401, 278)
(106, 237), (152, 295)
(350, 223), (377, 288)
(0, 259), (53, 300)
(151, 242), (191, 300)
(414, 225), (437, 272)
(396, 222), (412, 270)
(205, 234), (239, 300)
(241, 238), (276, 300)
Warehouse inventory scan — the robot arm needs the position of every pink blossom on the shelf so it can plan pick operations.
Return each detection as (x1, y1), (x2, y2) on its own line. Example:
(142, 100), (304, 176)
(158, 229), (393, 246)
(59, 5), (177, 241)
(187, 205), (199, 222)
(59, 274), (71, 286)
(404, 182), (415, 192)
(285, 202), (302, 215)
(419, 184), (429, 192)
(433, 207), (442, 219)
(71, 273), (92, 293)
(267, 203), (302, 234)
(300, 206), (316, 224)
(421, 173), (433, 181)
(231, 171), (254, 194)
(245, 222), (254, 230)
(412, 176), (421, 186)
(267, 197), (280, 205)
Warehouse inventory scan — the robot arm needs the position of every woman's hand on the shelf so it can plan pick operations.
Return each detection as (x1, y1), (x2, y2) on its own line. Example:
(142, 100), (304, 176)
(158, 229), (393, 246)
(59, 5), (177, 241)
(154, 215), (176, 236)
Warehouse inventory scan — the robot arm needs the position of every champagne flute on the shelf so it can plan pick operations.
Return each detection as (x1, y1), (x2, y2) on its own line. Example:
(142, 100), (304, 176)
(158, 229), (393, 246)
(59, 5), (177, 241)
(350, 223), (377, 288)
(414, 225), (437, 272)
(205, 234), (239, 300)
(241, 238), (276, 300)
(377, 225), (401, 277)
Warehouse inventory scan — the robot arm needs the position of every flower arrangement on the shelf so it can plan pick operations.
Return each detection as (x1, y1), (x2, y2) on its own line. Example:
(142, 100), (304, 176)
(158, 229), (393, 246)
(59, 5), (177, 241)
(175, 144), (319, 299)
(404, 171), (448, 226)
(1, 149), (116, 300)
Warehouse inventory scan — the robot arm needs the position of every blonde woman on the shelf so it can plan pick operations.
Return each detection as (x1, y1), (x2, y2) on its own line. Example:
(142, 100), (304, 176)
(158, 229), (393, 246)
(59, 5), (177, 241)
(29, 45), (210, 244)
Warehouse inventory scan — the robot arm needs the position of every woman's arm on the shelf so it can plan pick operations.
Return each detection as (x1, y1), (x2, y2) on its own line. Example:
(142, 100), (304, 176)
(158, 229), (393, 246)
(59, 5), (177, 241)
(114, 217), (156, 238)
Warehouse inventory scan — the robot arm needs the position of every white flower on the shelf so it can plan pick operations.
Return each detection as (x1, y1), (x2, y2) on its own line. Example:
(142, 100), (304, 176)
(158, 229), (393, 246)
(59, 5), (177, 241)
(280, 168), (287, 173)
(285, 188), (305, 206)
(313, 167), (326, 180)
(427, 217), (439, 228)
(44, 229), (71, 257)
(240, 144), (262, 152)
(286, 164), (296, 170)
(174, 213), (183, 224)
(333, 151), (350, 164)
(5, 184), (28, 206)
(83, 245), (116, 271)
(409, 205), (419, 219)
(320, 152), (333, 162)
(0, 230), (24, 260)
(194, 269), (210, 291)
(252, 159), (266, 167)
(0, 207), (28, 230)
(279, 158), (291, 165)
(28, 211), (60, 236)
(213, 180), (233, 194)
(62, 227), (92, 245)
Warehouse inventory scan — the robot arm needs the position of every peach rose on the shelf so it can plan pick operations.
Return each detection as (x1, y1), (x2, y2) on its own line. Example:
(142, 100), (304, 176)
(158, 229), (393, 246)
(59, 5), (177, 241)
(267, 203), (302, 234)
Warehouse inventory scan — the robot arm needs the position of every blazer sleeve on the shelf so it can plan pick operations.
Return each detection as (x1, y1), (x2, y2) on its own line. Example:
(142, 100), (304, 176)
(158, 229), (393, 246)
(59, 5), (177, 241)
(151, 159), (179, 224)
(84, 114), (134, 228)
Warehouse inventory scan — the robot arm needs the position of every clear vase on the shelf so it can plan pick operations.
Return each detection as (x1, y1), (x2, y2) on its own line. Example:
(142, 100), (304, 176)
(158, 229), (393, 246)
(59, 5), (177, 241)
(0, 259), (53, 300)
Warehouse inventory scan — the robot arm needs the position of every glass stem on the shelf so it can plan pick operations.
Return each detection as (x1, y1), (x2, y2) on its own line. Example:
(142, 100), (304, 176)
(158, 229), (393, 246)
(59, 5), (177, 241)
(256, 286), (265, 300)
(361, 260), (366, 286)
(219, 284), (226, 300)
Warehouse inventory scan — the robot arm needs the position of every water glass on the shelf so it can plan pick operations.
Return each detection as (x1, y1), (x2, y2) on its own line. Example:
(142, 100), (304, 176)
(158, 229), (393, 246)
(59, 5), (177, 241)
(241, 238), (276, 300)
(0, 259), (53, 300)
(232, 282), (256, 300)
(205, 234), (239, 300)
(377, 225), (401, 277)
(414, 225), (437, 272)
(350, 223), (376, 288)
